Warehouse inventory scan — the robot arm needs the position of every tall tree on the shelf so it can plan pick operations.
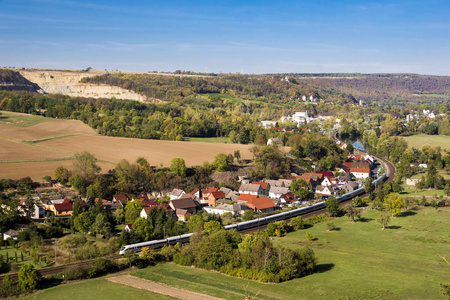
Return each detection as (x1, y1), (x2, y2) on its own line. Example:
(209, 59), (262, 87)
(72, 151), (101, 182)
(170, 157), (187, 177)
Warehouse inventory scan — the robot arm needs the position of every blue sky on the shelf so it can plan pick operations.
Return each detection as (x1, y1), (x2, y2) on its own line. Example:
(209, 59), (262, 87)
(1, 0), (449, 75)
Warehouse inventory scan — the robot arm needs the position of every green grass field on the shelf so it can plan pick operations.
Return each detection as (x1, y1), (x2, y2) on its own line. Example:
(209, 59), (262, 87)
(133, 206), (450, 299)
(0, 111), (51, 127)
(184, 137), (231, 143)
(400, 170), (450, 197)
(20, 278), (176, 300)
(0, 247), (46, 270)
(402, 134), (450, 150)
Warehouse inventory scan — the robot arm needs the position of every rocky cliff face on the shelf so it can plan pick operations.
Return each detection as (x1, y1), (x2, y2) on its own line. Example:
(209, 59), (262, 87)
(16, 69), (148, 102)
(0, 69), (44, 93)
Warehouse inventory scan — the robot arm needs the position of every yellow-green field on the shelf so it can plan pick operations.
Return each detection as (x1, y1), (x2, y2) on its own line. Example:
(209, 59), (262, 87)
(132, 206), (450, 299)
(402, 134), (450, 150)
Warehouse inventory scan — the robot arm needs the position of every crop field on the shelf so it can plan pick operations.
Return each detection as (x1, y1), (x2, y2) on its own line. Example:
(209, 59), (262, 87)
(39, 135), (253, 169)
(402, 134), (450, 150)
(133, 206), (450, 299)
(0, 112), (254, 180)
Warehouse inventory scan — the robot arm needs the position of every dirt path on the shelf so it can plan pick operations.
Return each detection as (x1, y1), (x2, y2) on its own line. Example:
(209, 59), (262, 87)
(108, 274), (226, 300)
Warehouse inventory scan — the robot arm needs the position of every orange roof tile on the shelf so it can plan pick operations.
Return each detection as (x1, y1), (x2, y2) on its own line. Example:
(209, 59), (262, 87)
(251, 181), (269, 190)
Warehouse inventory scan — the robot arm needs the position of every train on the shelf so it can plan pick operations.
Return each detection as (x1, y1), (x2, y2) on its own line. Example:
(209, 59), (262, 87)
(119, 173), (387, 254)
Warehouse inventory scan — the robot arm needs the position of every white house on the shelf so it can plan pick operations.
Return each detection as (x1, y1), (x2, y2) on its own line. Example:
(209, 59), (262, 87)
(203, 203), (247, 216)
(169, 188), (185, 200)
(238, 183), (263, 196)
(268, 186), (290, 199)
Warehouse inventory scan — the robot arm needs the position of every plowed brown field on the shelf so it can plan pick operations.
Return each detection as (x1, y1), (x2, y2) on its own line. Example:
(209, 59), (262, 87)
(0, 120), (95, 141)
(40, 135), (252, 168)
(0, 139), (71, 161)
(0, 113), (253, 180)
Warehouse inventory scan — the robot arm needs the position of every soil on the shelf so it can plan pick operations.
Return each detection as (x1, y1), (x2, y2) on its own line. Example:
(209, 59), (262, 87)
(108, 274), (225, 300)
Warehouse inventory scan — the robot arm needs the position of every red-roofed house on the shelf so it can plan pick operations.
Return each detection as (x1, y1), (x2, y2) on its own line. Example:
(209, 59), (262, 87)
(207, 191), (226, 207)
(238, 194), (259, 204)
(350, 167), (371, 179)
(251, 181), (270, 196)
(113, 195), (129, 203)
(246, 197), (277, 213)
(321, 176), (337, 187)
(50, 201), (73, 216)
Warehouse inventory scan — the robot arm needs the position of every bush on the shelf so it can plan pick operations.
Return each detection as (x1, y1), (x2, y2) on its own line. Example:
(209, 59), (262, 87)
(327, 222), (337, 231)
(0, 275), (22, 298)
(18, 264), (41, 292)
(305, 214), (328, 225)
(62, 265), (90, 280)
(89, 258), (114, 278)
(305, 232), (315, 241)
(290, 216), (304, 230)
(159, 245), (177, 261)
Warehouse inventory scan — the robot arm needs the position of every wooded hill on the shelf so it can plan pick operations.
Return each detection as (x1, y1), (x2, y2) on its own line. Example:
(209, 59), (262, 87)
(80, 72), (450, 106)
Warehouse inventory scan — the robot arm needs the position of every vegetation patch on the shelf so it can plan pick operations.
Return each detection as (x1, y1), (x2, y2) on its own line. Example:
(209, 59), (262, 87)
(402, 134), (450, 150)
(19, 277), (175, 300)
(134, 207), (450, 299)
(0, 111), (51, 127)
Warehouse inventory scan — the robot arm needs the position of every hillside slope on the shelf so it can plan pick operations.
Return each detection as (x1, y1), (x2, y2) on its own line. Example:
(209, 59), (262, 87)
(0, 69), (43, 93)
(0, 69), (151, 102)
(18, 69), (149, 102)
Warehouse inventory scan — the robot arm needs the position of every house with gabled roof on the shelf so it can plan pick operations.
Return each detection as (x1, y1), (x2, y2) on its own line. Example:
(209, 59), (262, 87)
(237, 193), (259, 204)
(170, 194), (198, 214)
(169, 188), (185, 200)
(3, 229), (19, 241)
(124, 224), (133, 232)
(238, 183), (263, 195)
(341, 181), (360, 193)
(315, 185), (339, 197)
(295, 176), (315, 190)
(279, 192), (301, 206)
(251, 181), (270, 196)
(264, 179), (284, 187)
(219, 187), (233, 198)
(268, 186), (290, 199)
(246, 197), (277, 214)
(175, 209), (192, 222)
(321, 176), (337, 187)
(50, 200), (74, 217)
(203, 203), (248, 216)
(207, 191), (226, 207)
(113, 195), (129, 203)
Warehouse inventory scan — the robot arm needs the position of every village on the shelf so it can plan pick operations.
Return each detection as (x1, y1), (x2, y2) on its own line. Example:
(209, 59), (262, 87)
(2, 151), (380, 243)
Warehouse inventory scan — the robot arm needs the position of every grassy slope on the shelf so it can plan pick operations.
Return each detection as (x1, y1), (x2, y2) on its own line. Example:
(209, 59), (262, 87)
(133, 206), (450, 300)
(21, 278), (175, 300)
(402, 134), (450, 150)
(184, 137), (231, 143)
(0, 111), (52, 127)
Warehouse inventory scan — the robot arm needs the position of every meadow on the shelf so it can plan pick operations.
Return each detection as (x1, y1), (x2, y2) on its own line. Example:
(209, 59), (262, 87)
(20, 278), (175, 300)
(402, 134), (450, 150)
(132, 206), (450, 299)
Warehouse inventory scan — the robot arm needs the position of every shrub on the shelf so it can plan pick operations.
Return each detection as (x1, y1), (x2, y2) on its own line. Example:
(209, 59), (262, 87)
(0, 275), (22, 298)
(62, 265), (90, 280)
(305, 232), (315, 241)
(290, 216), (304, 230)
(327, 222), (337, 231)
(159, 245), (177, 261)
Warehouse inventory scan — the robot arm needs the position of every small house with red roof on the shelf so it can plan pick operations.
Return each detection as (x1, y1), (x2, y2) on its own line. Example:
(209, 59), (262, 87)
(207, 191), (226, 207)
(246, 197), (277, 213)
(251, 181), (270, 196)
(237, 193), (259, 204)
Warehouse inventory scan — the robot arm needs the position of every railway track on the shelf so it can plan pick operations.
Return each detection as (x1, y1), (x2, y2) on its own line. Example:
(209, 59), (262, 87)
(0, 154), (396, 282)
